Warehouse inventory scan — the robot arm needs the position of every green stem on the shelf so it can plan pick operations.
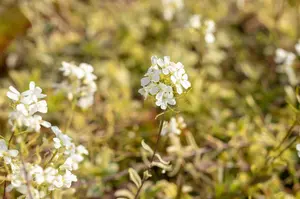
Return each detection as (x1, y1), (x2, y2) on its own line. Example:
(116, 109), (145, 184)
(274, 119), (297, 151)
(268, 136), (298, 165)
(64, 98), (77, 132)
(43, 150), (58, 169)
(3, 128), (17, 198)
(134, 113), (165, 199)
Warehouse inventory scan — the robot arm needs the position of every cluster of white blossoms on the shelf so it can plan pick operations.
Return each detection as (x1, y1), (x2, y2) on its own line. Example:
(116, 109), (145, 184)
(59, 61), (97, 109)
(274, 43), (300, 85)
(5, 130), (88, 199)
(138, 56), (191, 110)
(161, 116), (186, 136)
(2, 82), (89, 199)
(188, 15), (216, 44)
(7, 82), (51, 132)
(161, 0), (184, 21)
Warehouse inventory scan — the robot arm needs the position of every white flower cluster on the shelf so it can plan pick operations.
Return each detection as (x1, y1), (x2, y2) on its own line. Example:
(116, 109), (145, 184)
(161, 0), (184, 21)
(6, 127), (88, 198)
(51, 126), (89, 171)
(59, 61), (97, 109)
(139, 56), (191, 110)
(7, 82), (51, 132)
(3, 82), (89, 198)
(161, 116), (186, 136)
(188, 15), (216, 44)
(274, 44), (300, 85)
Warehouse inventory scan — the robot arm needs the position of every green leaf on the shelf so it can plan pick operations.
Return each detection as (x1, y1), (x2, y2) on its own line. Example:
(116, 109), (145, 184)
(151, 161), (172, 171)
(128, 168), (142, 188)
(115, 189), (135, 199)
(141, 140), (154, 155)
(155, 153), (170, 165)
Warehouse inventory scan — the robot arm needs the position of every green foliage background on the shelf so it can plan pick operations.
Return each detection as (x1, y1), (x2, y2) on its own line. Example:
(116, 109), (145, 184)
(1, 0), (300, 198)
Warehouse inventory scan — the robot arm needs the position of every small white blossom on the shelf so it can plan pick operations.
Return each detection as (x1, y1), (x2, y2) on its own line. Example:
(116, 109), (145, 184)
(162, 0), (184, 21)
(189, 15), (201, 29)
(161, 116), (186, 135)
(21, 81), (46, 104)
(0, 139), (19, 164)
(204, 20), (216, 44)
(7, 86), (21, 101)
(274, 48), (297, 85)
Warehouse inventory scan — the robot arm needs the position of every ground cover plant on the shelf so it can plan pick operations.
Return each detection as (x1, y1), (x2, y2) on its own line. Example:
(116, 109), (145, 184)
(1, 0), (300, 198)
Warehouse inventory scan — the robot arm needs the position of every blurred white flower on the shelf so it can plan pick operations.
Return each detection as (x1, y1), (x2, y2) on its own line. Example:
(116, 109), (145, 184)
(161, 116), (186, 135)
(275, 48), (295, 66)
(189, 15), (201, 29)
(7, 86), (20, 101)
(21, 81), (46, 104)
(274, 48), (297, 85)
(0, 139), (19, 164)
(204, 20), (216, 44)
(162, 0), (184, 21)
(59, 61), (97, 109)
(7, 82), (50, 132)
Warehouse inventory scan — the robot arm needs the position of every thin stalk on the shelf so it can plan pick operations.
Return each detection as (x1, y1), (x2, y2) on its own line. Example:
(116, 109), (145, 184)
(265, 119), (298, 164)
(20, 152), (33, 199)
(43, 150), (58, 169)
(64, 98), (77, 132)
(3, 129), (17, 198)
(268, 136), (298, 165)
(274, 119), (297, 151)
(134, 113), (165, 199)
(175, 163), (184, 199)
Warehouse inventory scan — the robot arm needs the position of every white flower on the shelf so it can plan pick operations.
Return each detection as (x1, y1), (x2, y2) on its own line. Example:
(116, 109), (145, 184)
(141, 68), (160, 86)
(29, 100), (48, 115)
(63, 170), (77, 188)
(162, 0), (184, 21)
(171, 66), (191, 94)
(79, 63), (97, 83)
(139, 56), (191, 110)
(155, 83), (176, 110)
(161, 116), (186, 136)
(7, 82), (50, 132)
(77, 145), (89, 155)
(204, 20), (216, 44)
(52, 175), (64, 189)
(51, 126), (73, 150)
(7, 86), (20, 101)
(59, 61), (97, 109)
(189, 15), (201, 29)
(275, 48), (295, 66)
(21, 81), (46, 104)
(77, 95), (94, 109)
(0, 139), (19, 164)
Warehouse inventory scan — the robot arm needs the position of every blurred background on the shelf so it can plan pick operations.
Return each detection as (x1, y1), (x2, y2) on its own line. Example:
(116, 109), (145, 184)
(1, 0), (300, 198)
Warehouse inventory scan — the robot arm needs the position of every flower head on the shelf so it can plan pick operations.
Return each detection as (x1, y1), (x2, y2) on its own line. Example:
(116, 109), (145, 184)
(59, 61), (97, 109)
(7, 82), (50, 132)
(139, 56), (191, 110)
